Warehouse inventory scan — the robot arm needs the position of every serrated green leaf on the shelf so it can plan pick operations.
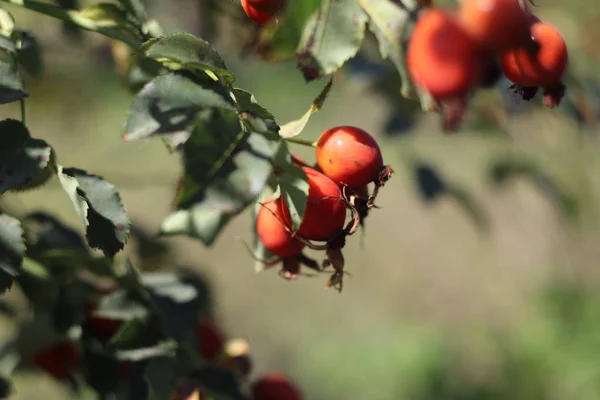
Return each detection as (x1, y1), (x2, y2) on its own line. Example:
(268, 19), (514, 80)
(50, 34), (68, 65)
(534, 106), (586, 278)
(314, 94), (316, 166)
(279, 77), (332, 138)
(57, 166), (130, 258)
(160, 108), (282, 246)
(142, 33), (234, 85)
(0, 61), (26, 104)
(0, 8), (14, 37)
(0, 214), (25, 295)
(0, 120), (52, 193)
(257, 0), (321, 61)
(359, 0), (415, 98)
(232, 88), (275, 120)
(296, 0), (367, 81)
(14, 31), (43, 78)
(124, 73), (235, 146)
(190, 366), (246, 400)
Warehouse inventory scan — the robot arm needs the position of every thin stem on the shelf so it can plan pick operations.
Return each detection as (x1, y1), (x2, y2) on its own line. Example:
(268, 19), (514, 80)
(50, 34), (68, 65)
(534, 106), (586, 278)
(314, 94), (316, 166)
(0, 0), (144, 49)
(19, 97), (25, 124)
(284, 136), (317, 148)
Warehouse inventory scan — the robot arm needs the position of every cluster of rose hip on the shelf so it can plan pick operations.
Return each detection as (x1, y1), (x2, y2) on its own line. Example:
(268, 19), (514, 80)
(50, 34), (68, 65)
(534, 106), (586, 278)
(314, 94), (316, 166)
(256, 126), (392, 291)
(27, 299), (302, 400)
(239, 0), (284, 25)
(408, 0), (569, 129)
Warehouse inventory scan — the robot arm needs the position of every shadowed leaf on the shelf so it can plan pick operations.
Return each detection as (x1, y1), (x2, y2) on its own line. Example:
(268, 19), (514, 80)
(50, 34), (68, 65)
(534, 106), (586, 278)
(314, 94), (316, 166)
(279, 77), (332, 138)
(0, 119), (51, 193)
(0, 59), (27, 104)
(124, 73), (235, 146)
(256, 0), (321, 61)
(140, 272), (203, 340)
(142, 33), (234, 84)
(190, 366), (245, 400)
(160, 108), (282, 246)
(273, 145), (308, 230)
(296, 0), (367, 81)
(359, 0), (415, 98)
(57, 166), (130, 258)
(14, 30), (43, 77)
(0, 214), (25, 295)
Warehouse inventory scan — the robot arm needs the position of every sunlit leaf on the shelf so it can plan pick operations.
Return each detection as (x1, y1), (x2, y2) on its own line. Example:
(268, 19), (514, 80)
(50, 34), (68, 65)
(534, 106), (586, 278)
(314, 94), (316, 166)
(296, 0), (367, 81)
(279, 77), (332, 138)
(142, 33), (234, 85)
(57, 166), (130, 258)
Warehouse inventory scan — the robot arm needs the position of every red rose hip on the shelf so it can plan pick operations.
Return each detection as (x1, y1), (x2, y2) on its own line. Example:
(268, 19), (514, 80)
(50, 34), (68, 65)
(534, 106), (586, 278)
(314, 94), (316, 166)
(316, 126), (383, 188)
(257, 200), (304, 258)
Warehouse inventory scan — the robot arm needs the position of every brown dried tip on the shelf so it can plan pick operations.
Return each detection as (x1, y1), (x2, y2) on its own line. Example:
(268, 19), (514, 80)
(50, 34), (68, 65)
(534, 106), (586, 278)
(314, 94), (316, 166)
(542, 82), (566, 108)
(367, 165), (394, 208)
(323, 247), (346, 293)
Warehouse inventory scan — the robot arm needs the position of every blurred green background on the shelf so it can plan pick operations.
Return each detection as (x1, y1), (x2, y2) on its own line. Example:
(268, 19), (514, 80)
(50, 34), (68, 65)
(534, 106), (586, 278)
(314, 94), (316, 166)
(3, 0), (600, 398)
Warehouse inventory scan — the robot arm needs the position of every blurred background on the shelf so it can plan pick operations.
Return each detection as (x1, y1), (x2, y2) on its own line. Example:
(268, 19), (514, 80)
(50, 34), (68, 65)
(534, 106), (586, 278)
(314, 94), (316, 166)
(2, 0), (600, 398)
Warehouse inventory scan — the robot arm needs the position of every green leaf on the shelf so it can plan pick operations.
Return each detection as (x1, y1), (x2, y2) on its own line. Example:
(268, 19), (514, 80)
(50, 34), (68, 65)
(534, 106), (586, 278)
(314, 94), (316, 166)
(109, 316), (165, 351)
(0, 7), (15, 37)
(146, 356), (185, 400)
(95, 289), (149, 321)
(296, 0), (367, 81)
(0, 119), (52, 193)
(232, 88), (275, 120)
(116, 0), (148, 23)
(142, 33), (234, 85)
(140, 272), (204, 340)
(115, 340), (177, 362)
(256, 0), (321, 61)
(124, 73), (235, 146)
(78, 3), (137, 29)
(272, 143), (308, 230)
(0, 214), (25, 295)
(57, 166), (130, 258)
(160, 108), (281, 246)
(279, 77), (332, 138)
(0, 61), (26, 104)
(0, 35), (15, 53)
(359, 0), (415, 98)
(14, 30), (43, 78)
